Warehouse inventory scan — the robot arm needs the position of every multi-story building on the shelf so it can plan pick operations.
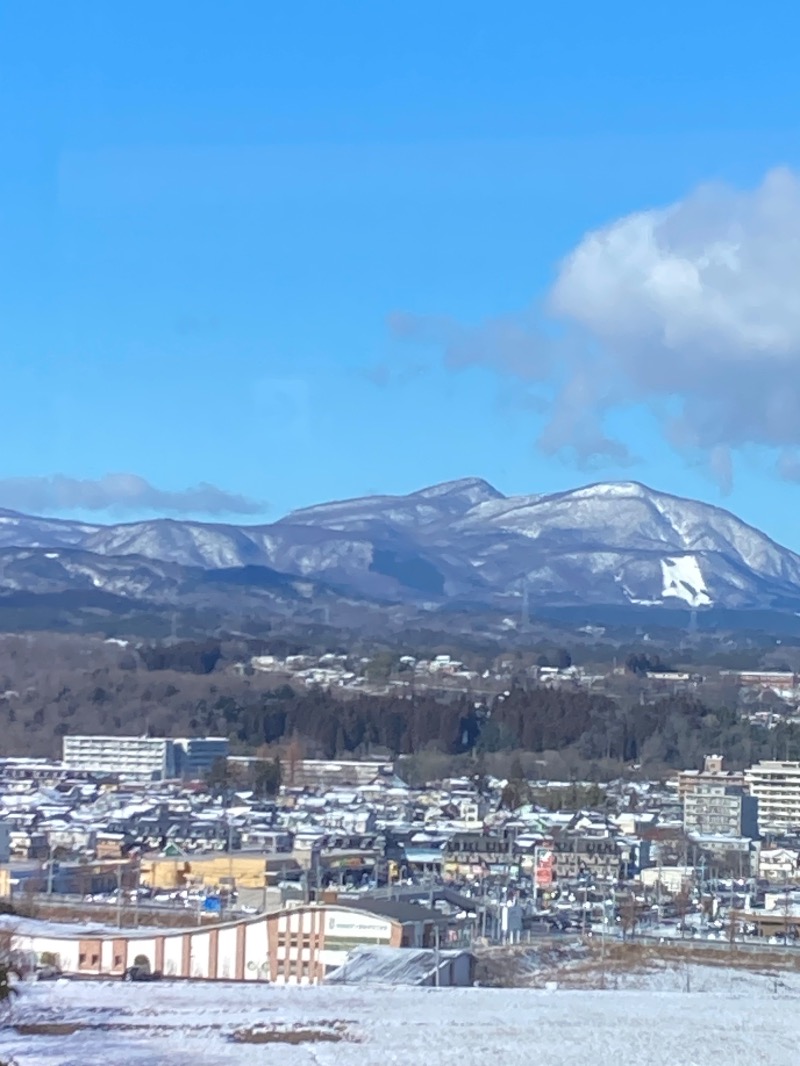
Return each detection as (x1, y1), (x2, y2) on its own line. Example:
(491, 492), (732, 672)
(746, 761), (800, 834)
(443, 830), (520, 875)
(677, 754), (746, 802)
(62, 736), (176, 781)
(551, 834), (624, 880)
(62, 735), (229, 782)
(172, 737), (229, 778)
(683, 782), (759, 839)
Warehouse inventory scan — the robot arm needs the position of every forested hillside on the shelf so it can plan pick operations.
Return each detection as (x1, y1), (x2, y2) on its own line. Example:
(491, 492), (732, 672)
(0, 633), (797, 773)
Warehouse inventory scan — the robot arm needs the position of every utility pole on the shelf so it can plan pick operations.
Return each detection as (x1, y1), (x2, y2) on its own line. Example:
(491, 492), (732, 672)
(532, 847), (539, 910)
(227, 815), (234, 886)
(116, 863), (123, 929)
(46, 845), (54, 897)
(656, 855), (662, 923)
(434, 923), (441, 988)
(134, 857), (140, 928)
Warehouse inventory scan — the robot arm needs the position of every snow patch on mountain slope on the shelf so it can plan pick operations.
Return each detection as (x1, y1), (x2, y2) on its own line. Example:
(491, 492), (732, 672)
(661, 555), (712, 607)
(569, 481), (649, 500)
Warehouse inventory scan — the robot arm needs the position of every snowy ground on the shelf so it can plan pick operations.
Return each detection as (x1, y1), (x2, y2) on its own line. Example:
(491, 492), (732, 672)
(1, 973), (798, 1066)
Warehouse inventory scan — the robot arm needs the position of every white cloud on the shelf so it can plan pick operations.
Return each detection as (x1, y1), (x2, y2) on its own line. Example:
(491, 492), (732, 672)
(548, 167), (800, 459)
(394, 167), (800, 485)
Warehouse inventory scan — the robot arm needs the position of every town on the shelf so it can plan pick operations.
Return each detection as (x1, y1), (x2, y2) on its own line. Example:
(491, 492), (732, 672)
(3, 675), (800, 988)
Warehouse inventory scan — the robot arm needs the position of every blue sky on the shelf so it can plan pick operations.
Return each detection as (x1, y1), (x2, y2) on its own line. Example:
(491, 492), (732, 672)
(3, 3), (800, 544)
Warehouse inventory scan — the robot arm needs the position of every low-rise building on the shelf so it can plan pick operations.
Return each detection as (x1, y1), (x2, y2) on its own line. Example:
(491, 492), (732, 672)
(551, 833), (624, 880)
(759, 847), (800, 882)
(7, 902), (440, 985)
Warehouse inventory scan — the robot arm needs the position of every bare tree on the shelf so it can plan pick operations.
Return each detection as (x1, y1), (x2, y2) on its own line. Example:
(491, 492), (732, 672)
(726, 907), (740, 950)
(619, 892), (638, 942)
(673, 885), (692, 939)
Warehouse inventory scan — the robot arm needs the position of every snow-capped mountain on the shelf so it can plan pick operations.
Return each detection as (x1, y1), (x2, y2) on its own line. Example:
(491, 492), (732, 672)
(0, 479), (799, 616)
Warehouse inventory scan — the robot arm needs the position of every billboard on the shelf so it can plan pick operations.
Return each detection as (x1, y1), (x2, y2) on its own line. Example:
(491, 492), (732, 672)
(535, 850), (555, 886)
(323, 910), (393, 946)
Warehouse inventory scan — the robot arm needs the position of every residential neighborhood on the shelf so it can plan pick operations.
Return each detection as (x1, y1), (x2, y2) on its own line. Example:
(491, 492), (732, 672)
(3, 730), (800, 987)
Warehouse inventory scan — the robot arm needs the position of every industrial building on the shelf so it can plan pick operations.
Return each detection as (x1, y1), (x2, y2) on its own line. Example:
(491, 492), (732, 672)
(8, 901), (456, 985)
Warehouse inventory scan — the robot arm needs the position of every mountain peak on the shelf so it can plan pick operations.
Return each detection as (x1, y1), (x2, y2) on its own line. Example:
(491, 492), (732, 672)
(411, 477), (505, 504)
(564, 480), (654, 501)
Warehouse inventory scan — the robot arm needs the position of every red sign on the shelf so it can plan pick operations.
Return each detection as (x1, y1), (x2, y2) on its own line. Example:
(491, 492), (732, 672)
(535, 851), (554, 886)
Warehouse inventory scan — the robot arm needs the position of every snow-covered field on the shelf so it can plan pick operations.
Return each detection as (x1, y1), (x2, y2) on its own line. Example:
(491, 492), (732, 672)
(1, 973), (798, 1066)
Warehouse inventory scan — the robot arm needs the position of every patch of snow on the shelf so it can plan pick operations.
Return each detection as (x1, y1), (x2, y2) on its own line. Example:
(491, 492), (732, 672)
(569, 481), (648, 500)
(661, 555), (713, 607)
(1, 977), (798, 1065)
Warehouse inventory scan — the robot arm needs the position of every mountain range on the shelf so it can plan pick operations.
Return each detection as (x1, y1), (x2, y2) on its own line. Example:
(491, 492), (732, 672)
(0, 478), (799, 631)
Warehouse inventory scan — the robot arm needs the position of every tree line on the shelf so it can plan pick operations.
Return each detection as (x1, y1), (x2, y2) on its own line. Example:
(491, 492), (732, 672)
(189, 684), (800, 771)
(2, 631), (799, 773)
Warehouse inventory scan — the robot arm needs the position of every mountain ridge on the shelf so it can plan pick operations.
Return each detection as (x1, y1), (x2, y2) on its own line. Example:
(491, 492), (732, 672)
(0, 478), (798, 618)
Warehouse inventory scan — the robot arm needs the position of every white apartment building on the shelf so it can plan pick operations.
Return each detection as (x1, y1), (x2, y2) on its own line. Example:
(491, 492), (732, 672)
(683, 783), (758, 839)
(62, 735), (176, 781)
(62, 735), (229, 781)
(745, 760), (800, 833)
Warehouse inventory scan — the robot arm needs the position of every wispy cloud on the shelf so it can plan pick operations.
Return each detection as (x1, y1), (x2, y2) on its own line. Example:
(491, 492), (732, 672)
(0, 474), (264, 516)
(388, 310), (552, 379)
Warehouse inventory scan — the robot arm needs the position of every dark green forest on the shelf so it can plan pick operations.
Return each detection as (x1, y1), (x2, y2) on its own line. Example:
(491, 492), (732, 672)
(190, 684), (800, 772)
